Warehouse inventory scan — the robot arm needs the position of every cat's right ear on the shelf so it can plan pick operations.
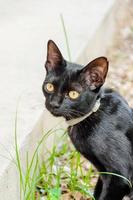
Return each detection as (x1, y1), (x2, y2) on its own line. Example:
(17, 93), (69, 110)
(80, 57), (108, 90)
(45, 40), (65, 72)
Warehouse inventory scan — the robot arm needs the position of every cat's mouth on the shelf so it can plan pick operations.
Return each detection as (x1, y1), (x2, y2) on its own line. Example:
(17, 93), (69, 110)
(49, 108), (71, 119)
(46, 104), (80, 119)
(50, 108), (63, 117)
(49, 108), (81, 120)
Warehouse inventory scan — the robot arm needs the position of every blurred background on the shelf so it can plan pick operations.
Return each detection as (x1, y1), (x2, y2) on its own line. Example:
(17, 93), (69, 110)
(106, 0), (133, 107)
(0, 0), (133, 199)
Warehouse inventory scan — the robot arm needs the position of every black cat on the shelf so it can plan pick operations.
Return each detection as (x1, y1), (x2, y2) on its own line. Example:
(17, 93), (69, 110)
(42, 40), (133, 200)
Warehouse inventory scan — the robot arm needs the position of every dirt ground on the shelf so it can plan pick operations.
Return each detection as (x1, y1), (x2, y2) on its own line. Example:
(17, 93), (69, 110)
(106, 0), (133, 107)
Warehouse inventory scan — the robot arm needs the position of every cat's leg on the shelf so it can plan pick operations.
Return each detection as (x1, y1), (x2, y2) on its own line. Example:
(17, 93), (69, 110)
(98, 176), (130, 200)
(94, 176), (103, 200)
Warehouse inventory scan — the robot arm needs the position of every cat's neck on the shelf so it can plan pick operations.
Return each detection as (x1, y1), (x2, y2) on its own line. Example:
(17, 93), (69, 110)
(66, 98), (101, 126)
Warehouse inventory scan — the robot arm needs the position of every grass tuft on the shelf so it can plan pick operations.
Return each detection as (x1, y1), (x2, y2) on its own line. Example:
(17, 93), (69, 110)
(60, 14), (72, 62)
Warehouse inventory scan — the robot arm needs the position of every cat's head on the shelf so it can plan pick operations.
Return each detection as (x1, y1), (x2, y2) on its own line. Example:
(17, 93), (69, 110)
(42, 40), (108, 120)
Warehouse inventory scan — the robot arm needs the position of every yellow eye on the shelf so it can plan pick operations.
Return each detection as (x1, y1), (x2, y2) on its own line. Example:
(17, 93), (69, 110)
(45, 83), (54, 93)
(69, 91), (80, 100)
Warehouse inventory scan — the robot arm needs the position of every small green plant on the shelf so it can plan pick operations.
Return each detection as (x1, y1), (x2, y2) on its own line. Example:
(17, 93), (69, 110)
(36, 135), (96, 200)
(14, 98), (65, 200)
(14, 103), (52, 199)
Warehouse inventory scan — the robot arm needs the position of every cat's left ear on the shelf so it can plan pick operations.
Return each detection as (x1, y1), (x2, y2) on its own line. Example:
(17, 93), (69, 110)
(80, 57), (108, 90)
(45, 40), (65, 72)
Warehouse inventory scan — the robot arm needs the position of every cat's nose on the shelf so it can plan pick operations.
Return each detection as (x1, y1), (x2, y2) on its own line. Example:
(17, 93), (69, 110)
(50, 101), (60, 109)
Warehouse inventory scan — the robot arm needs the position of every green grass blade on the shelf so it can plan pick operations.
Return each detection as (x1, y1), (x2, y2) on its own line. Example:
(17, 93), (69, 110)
(60, 13), (71, 62)
(14, 98), (24, 199)
(99, 172), (132, 188)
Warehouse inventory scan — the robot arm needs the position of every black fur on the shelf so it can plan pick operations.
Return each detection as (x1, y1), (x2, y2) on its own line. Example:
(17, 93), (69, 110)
(42, 40), (133, 200)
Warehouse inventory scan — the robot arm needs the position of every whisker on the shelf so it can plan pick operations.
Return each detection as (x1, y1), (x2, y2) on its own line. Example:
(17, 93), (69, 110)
(64, 109), (85, 116)
(68, 109), (86, 115)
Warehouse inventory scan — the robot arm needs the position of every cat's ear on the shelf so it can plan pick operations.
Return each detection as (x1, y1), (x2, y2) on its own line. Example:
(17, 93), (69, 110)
(45, 40), (65, 72)
(80, 57), (108, 90)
